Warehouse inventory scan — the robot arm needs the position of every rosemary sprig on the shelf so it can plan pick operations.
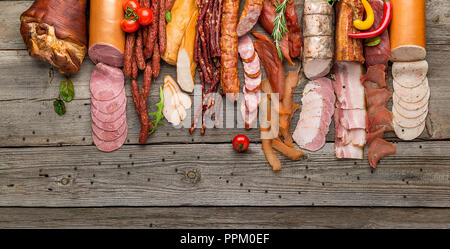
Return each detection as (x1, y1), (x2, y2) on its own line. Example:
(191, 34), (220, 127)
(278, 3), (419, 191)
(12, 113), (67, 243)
(271, 0), (289, 61)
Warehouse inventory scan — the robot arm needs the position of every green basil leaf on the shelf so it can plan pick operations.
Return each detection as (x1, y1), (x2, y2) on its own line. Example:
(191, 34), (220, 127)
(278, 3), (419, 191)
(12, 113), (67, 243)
(60, 78), (75, 102)
(53, 98), (66, 116)
(165, 11), (172, 23)
(364, 36), (381, 47)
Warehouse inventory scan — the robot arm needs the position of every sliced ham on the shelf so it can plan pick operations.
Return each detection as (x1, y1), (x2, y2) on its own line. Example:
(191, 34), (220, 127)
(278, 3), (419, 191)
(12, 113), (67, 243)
(92, 121), (127, 142)
(368, 138), (396, 168)
(90, 89), (126, 114)
(89, 63), (125, 101)
(92, 127), (128, 153)
(91, 111), (126, 132)
(293, 78), (335, 151)
(91, 102), (126, 123)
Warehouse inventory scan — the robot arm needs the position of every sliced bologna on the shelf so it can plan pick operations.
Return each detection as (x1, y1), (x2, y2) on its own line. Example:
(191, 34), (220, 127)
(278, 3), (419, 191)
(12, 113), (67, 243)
(90, 63), (125, 101)
(92, 122), (127, 142)
(392, 61), (428, 88)
(91, 112), (126, 132)
(393, 77), (429, 103)
(393, 119), (425, 141)
(393, 90), (429, 111)
(92, 127), (128, 152)
(91, 87), (126, 114)
(393, 94), (428, 119)
(393, 105), (428, 128)
(91, 101), (126, 123)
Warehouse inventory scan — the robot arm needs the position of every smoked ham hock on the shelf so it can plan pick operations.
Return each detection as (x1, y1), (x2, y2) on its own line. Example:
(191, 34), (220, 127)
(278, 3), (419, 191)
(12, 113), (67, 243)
(20, 0), (88, 74)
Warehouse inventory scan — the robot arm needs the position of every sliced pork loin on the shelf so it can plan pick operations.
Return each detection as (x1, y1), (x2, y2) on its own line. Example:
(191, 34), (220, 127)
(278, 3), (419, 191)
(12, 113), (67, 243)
(293, 77), (335, 151)
(89, 63), (127, 152)
(333, 61), (366, 159)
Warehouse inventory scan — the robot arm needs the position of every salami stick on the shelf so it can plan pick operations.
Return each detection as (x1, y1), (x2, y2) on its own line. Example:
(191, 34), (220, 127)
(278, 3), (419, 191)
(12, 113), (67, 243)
(142, 61), (152, 98)
(145, 0), (159, 59)
(131, 55), (138, 79)
(135, 29), (146, 70)
(165, 0), (176, 10)
(159, 0), (167, 55)
(152, 41), (161, 78)
(124, 33), (136, 77)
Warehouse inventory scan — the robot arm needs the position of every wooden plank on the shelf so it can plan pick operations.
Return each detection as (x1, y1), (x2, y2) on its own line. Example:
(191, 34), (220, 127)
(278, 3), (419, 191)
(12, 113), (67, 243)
(0, 207), (448, 228)
(0, 141), (449, 207)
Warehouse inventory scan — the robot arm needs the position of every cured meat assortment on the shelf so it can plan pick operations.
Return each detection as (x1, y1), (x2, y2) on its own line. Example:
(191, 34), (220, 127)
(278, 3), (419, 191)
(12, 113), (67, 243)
(90, 63), (128, 152)
(392, 60), (429, 140)
(238, 35), (262, 129)
(293, 78), (335, 151)
(302, 0), (334, 80)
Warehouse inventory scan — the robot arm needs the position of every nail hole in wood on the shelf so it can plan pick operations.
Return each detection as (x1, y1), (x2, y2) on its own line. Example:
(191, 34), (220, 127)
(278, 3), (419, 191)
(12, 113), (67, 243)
(82, 137), (86, 141)
(127, 171), (130, 175)
(22, 137), (25, 141)
(32, 131), (35, 135)
(7, 184), (14, 187)
(129, 154), (132, 158)
(173, 151), (176, 155)
(48, 188), (53, 191)
(98, 162), (101, 165)
(162, 158), (165, 162)
(166, 132), (170, 136)
(278, 195), (282, 199)
(240, 183), (243, 187)
(46, 139), (50, 142)
(357, 176), (360, 180)
(265, 190), (268, 193)
(38, 112), (41, 115)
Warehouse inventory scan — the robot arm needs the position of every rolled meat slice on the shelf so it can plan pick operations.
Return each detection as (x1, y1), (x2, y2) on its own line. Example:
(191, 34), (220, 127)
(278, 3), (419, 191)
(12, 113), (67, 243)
(89, 0), (125, 67)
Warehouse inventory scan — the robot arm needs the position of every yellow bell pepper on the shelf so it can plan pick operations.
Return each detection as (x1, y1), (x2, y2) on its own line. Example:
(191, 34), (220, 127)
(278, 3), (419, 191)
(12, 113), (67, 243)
(353, 0), (375, 30)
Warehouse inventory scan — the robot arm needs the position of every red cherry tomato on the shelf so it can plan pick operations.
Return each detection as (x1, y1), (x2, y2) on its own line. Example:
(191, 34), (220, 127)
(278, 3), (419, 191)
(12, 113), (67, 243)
(121, 18), (140, 33)
(123, 0), (141, 12)
(137, 7), (153, 26)
(232, 135), (250, 152)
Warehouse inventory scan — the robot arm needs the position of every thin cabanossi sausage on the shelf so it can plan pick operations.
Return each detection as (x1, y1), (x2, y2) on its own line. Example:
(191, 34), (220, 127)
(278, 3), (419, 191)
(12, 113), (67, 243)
(159, 0), (167, 55)
(135, 28), (146, 70)
(124, 33), (136, 77)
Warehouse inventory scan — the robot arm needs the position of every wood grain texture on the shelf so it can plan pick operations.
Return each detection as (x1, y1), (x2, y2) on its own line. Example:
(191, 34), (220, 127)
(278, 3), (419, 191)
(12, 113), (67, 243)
(0, 207), (449, 228)
(0, 141), (449, 207)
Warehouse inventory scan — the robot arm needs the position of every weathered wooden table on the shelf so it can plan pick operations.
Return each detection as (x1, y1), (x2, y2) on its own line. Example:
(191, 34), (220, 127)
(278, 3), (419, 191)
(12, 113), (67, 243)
(0, 0), (449, 228)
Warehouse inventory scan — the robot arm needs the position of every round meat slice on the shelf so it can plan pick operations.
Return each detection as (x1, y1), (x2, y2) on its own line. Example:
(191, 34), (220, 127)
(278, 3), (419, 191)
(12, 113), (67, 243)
(303, 57), (333, 80)
(238, 35), (255, 62)
(243, 88), (261, 112)
(393, 105), (428, 128)
(91, 112), (126, 132)
(91, 88), (126, 114)
(244, 72), (261, 91)
(90, 63), (125, 101)
(91, 99), (127, 123)
(393, 89), (430, 111)
(240, 100), (258, 128)
(92, 127), (128, 152)
(393, 77), (429, 103)
(392, 61), (428, 88)
(393, 119), (425, 141)
(393, 94), (428, 119)
(92, 121), (127, 142)
(243, 53), (261, 78)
